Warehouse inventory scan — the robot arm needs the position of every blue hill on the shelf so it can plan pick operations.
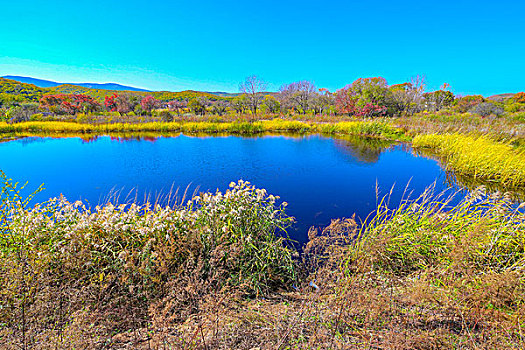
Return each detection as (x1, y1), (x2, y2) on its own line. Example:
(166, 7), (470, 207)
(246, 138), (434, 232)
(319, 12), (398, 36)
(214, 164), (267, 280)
(2, 75), (150, 92)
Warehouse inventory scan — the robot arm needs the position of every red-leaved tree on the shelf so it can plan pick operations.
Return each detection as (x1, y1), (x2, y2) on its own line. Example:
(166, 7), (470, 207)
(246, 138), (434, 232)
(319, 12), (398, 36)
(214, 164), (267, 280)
(334, 77), (392, 117)
(104, 93), (118, 112)
(40, 94), (100, 115)
(140, 95), (161, 114)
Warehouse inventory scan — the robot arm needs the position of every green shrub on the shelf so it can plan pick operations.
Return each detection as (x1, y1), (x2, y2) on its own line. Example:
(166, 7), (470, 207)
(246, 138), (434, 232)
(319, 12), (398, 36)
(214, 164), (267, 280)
(158, 110), (173, 122)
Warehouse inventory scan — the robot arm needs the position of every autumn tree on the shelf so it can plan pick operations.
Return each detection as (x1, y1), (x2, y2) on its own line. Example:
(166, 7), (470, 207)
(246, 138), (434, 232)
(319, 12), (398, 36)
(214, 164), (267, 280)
(40, 94), (64, 114)
(115, 94), (140, 115)
(104, 93), (118, 111)
(454, 95), (485, 113)
(168, 100), (187, 116)
(140, 95), (161, 114)
(231, 94), (249, 114)
(262, 95), (280, 114)
(75, 94), (101, 113)
(390, 75), (426, 115)
(40, 94), (100, 115)
(310, 88), (334, 115)
(239, 75), (267, 115)
(334, 77), (395, 117)
(423, 84), (454, 112)
(513, 92), (525, 104)
(188, 97), (209, 116)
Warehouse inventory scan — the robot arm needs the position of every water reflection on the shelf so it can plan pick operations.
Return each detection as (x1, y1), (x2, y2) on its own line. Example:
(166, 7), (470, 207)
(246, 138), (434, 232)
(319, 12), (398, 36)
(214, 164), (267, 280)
(332, 136), (395, 164)
(109, 135), (159, 143)
(444, 171), (525, 202)
(415, 148), (525, 202)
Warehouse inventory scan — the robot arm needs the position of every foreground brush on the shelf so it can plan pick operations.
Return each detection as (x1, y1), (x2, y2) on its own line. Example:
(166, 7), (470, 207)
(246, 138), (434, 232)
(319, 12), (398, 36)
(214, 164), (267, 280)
(1, 172), (525, 349)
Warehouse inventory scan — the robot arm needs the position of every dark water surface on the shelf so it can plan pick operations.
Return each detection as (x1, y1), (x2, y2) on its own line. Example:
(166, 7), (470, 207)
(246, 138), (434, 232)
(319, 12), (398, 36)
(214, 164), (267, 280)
(0, 134), (464, 243)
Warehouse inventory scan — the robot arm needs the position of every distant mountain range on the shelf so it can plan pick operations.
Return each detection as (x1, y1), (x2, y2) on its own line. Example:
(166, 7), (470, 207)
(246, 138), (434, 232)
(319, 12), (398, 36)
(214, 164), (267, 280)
(2, 75), (150, 92)
(203, 91), (242, 98)
(5, 75), (517, 100)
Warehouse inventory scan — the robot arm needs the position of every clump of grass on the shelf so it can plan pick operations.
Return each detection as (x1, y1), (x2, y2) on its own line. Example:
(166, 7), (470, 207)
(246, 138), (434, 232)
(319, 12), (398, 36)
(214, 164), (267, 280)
(350, 186), (525, 274)
(326, 186), (525, 348)
(259, 119), (312, 133)
(0, 121), (185, 134)
(2, 174), (525, 348)
(317, 120), (408, 140)
(414, 133), (525, 187)
(0, 174), (296, 348)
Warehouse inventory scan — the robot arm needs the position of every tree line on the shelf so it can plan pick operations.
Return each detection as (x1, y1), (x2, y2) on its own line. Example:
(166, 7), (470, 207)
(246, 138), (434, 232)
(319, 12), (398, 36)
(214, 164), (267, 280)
(1, 75), (524, 123)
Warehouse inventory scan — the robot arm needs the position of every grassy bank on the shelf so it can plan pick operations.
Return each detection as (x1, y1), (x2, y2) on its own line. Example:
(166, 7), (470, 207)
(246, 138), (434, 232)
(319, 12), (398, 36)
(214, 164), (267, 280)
(0, 119), (407, 140)
(413, 133), (525, 187)
(394, 111), (525, 142)
(1, 173), (525, 349)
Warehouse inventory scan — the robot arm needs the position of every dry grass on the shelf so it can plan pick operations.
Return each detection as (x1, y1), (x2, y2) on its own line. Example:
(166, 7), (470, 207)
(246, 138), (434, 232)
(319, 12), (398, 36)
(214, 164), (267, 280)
(394, 111), (525, 141)
(2, 173), (525, 349)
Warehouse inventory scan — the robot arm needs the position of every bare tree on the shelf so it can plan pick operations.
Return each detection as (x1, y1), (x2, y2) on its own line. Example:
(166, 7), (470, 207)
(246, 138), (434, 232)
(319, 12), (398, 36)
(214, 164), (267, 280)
(211, 100), (229, 116)
(239, 75), (267, 116)
(278, 81), (316, 114)
(391, 75), (426, 115)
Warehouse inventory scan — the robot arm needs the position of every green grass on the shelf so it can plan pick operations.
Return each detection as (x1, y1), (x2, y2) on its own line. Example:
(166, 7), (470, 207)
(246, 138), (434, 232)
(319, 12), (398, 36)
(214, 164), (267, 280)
(350, 186), (525, 274)
(413, 133), (525, 187)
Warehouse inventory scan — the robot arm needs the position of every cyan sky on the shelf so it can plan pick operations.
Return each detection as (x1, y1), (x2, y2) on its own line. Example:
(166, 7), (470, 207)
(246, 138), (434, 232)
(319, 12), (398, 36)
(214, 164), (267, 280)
(1, 0), (523, 95)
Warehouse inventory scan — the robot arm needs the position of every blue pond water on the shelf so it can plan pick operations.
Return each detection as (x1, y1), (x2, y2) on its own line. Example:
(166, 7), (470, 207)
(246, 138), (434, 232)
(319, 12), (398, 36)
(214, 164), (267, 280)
(0, 134), (463, 244)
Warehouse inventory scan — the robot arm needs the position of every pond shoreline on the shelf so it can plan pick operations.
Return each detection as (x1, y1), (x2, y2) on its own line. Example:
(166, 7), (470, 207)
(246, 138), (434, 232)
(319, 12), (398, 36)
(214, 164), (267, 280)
(2, 119), (525, 190)
(0, 119), (408, 141)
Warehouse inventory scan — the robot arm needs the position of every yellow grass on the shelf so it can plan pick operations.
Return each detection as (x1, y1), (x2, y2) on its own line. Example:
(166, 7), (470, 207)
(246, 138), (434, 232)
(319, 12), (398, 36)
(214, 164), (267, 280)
(413, 133), (525, 186)
(0, 119), (406, 140)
